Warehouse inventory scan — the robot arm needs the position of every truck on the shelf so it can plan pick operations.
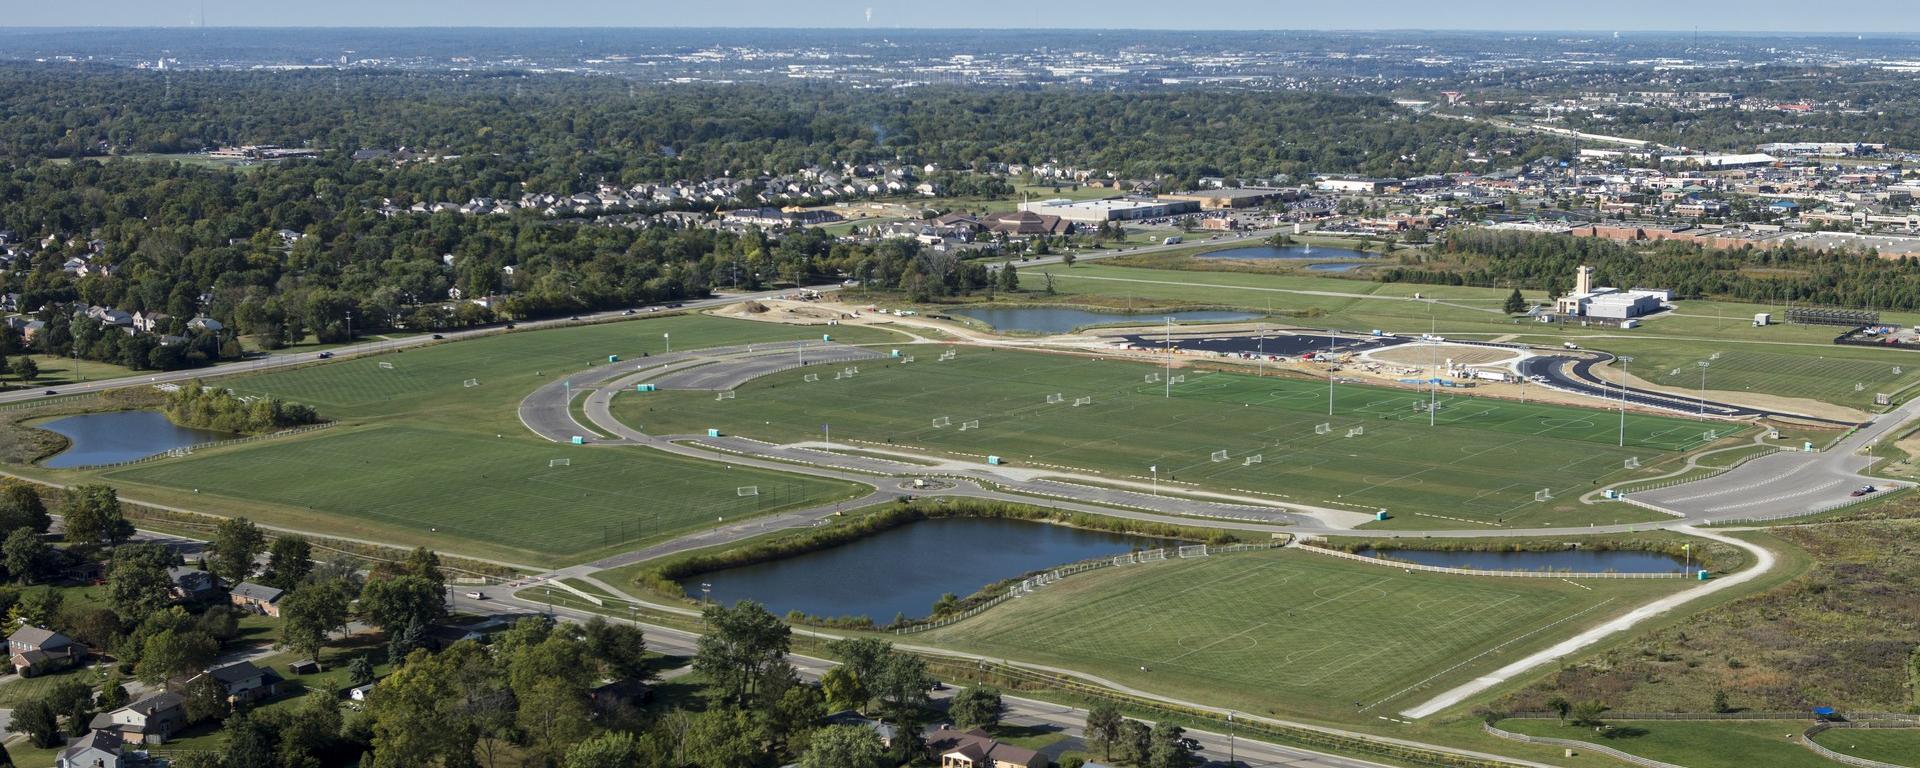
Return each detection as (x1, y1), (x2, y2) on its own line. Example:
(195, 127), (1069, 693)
(1563, 342), (1580, 350)
(1162, 236), (1183, 246)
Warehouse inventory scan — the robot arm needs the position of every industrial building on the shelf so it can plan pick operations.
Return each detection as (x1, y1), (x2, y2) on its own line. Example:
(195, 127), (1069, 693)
(1157, 187), (1302, 210)
(1017, 197), (1199, 223)
(1553, 265), (1672, 320)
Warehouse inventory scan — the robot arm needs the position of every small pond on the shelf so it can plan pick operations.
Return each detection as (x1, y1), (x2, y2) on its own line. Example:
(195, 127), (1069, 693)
(1202, 245), (1376, 261)
(684, 517), (1176, 621)
(1306, 262), (1370, 272)
(1354, 547), (1689, 574)
(951, 307), (1260, 334)
(39, 411), (235, 469)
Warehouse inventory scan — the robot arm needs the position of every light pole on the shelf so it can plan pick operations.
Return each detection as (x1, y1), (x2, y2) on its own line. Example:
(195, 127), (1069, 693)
(1228, 711), (1237, 766)
(1697, 361), (1710, 416)
(664, 332), (672, 354)
(345, 310), (353, 344)
(1150, 464), (1158, 497)
(1327, 327), (1336, 416)
(1617, 355), (1634, 447)
(1163, 317), (1174, 398)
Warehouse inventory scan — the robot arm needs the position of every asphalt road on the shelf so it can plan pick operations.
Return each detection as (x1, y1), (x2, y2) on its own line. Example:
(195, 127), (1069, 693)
(1518, 353), (1856, 426)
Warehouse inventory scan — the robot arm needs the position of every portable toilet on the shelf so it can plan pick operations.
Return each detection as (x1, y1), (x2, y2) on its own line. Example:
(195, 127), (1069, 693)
(1375, 509), (1390, 521)
(890, 349), (901, 358)
(987, 456), (1003, 465)
(570, 436), (584, 445)
(1696, 569), (1710, 581)
(822, 334), (833, 342)
(707, 429), (722, 438)
(635, 384), (657, 393)
(608, 354), (620, 363)
(1803, 441), (1815, 452)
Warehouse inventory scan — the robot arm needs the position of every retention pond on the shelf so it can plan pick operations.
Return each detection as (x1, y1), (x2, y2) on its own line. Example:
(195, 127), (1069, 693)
(39, 410), (234, 469)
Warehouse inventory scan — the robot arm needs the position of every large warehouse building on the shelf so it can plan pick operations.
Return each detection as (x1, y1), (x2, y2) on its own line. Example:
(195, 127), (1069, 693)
(1018, 197), (1200, 223)
(1554, 265), (1672, 319)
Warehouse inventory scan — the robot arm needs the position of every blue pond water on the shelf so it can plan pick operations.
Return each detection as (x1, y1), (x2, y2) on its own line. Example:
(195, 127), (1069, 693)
(684, 517), (1175, 621)
(1355, 547), (1688, 573)
(951, 307), (1260, 334)
(1307, 262), (1369, 272)
(39, 411), (233, 469)
(1202, 245), (1375, 261)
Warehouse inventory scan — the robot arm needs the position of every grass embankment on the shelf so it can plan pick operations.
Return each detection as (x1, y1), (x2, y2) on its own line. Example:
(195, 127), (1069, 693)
(1309, 530), (1747, 574)
(1811, 727), (1920, 765)
(616, 346), (1722, 530)
(23, 315), (900, 567)
(1501, 719), (1842, 768)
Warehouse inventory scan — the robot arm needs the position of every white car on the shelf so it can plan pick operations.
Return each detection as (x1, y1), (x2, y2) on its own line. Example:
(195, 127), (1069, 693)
(465, 591), (487, 600)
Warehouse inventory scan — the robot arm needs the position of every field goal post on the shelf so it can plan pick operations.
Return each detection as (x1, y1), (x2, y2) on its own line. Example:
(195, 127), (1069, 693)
(463, 378), (480, 388)
(736, 485), (760, 497)
(1315, 422), (1332, 435)
(1046, 393), (1065, 404)
(1625, 456), (1640, 470)
(1210, 449), (1230, 463)
(1243, 454), (1263, 466)
(377, 361), (395, 370)
(549, 458), (571, 468)
(1073, 396), (1093, 407)
(1178, 544), (1210, 558)
(1535, 488), (1553, 502)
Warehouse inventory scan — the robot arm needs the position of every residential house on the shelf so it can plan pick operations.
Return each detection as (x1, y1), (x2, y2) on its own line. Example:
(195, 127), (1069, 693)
(168, 567), (216, 602)
(89, 691), (187, 745)
(4, 316), (45, 341)
(187, 317), (224, 333)
(10, 626), (85, 677)
(822, 710), (898, 748)
(131, 311), (170, 333)
(58, 730), (132, 768)
(926, 728), (1047, 768)
(190, 660), (281, 705)
(228, 582), (285, 617)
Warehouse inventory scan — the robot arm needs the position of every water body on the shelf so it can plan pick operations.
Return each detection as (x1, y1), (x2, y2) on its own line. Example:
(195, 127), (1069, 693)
(685, 517), (1174, 621)
(1306, 262), (1369, 272)
(1202, 245), (1375, 261)
(1354, 547), (1689, 574)
(40, 411), (234, 469)
(951, 307), (1260, 334)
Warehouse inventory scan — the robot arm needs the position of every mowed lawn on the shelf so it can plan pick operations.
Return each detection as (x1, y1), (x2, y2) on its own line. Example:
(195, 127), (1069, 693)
(617, 349), (1720, 528)
(1812, 726), (1920, 765)
(1613, 341), (1920, 411)
(917, 549), (1684, 721)
(1504, 719), (1843, 768)
(75, 315), (897, 566)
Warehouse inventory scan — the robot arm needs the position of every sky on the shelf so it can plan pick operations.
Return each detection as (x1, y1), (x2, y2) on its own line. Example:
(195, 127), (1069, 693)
(2, 0), (1913, 34)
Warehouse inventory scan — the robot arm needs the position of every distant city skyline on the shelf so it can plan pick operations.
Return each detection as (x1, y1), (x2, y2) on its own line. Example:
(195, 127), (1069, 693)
(5, 0), (1916, 35)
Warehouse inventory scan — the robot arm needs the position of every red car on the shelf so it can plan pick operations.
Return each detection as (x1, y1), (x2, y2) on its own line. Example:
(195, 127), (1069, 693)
(1850, 485), (1878, 497)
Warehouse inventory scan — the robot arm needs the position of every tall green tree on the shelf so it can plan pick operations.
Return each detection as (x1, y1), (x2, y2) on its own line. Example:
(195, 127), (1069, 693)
(209, 517), (266, 585)
(260, 534), (314, 590)
(279, 580), (352, 661)
(693, 600), (792, 709)
(1085, 700), (1124, 761)
(358, 574), (445, 634)
(948, 686), (1002, 730)
(107, 542), (179, 621)
(0, 483), (50, 534)
(1503, 288), (1527, 315)
(1147, 721), (1195, 768)
(61, 484), (132, 546)
(2, 527), (47, 584)
(6, 699), (60, 748)
(135, 628), (219, 688)
(799, 725), (887, 768)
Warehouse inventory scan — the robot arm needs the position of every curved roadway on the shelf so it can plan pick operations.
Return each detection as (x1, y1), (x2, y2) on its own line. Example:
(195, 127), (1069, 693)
(1518, 353), (1856, 426)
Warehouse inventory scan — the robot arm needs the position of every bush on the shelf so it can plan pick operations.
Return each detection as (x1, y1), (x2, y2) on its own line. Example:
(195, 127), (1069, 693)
(163, 378), (321, 434)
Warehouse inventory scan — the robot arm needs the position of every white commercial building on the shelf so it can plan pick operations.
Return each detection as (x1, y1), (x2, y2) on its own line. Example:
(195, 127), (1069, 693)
(1554, 265), (1671, 320)
(1017, 197), (1199, 223)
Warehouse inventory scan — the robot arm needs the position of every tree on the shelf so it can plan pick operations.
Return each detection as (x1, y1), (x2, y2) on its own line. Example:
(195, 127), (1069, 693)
(12, 357), (36, 382)
(1547, 695), (1572, 722)
(209, 517), (266, 585)
(7, 699), (60, 748)
(136, 628), (219, 688)
(1712, 688), (1732, 714)
(1147, 721), (1195, 768)
(581, 616), (650, 682)
(693, 600), (792, 709)
(184, 673), (231, 724)
(1570, 699), (1610, 729)
(347, 656), (376, 687)
(1504, 288), (1527, 315)
(820, 666), (866, 713)
(278, 690), (344, 768)
(260, 535), (313, 591)
(1113, 719), (1153, 765)
(682, 707), (766, 768)
(97, 669), (130, 710)
(107, 542), (178, 621)
(800, 724), (887, 768)
(358, 574), (445, 634)
(44, 679), (95, 737)
(565, 731), (662, 768)
(368, 649), (470, 768)
(279, 580), (351, 661)
(949, 686), (1002, 730)
(1063, 252), (1077, 268)
(61, 484), (132, 546)
(998, 262), (1020, 292)
(2, 528), (47, 584)
(16, 587), (61, 625)
(1085, 700), (1124, 761)
(222, 709), (278, 768)
(0, 483), (50, 534)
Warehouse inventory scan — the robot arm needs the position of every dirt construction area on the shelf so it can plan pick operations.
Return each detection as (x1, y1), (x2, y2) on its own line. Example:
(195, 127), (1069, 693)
(1363, 342), (1520, 369)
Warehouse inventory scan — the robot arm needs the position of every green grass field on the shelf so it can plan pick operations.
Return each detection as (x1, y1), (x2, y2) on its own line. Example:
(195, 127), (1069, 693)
(616, 348), (1720, 528)
(1811, 726), (1920, 765)
(1503, 719), (1840, 768)
(56, 315), (901, 566)
(1605, 340), (1920, 411)
(916, 549), (1685, 721)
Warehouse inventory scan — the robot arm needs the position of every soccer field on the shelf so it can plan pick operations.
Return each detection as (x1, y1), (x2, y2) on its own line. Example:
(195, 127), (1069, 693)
(68, 315), (895, 565)
(1622, 344), (1919, 410)
(918, 548), (1684, 720)
(616, 348), (1724, 528)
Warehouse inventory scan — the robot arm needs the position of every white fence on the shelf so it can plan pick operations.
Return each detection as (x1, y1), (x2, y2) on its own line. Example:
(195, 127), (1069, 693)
(1298, 543), (1686, 579)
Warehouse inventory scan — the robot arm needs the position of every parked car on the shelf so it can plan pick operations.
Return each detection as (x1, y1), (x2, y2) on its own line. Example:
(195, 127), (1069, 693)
(43, 389), (57, 395)
(317, 352), (333, 359)
(431, 334), (444, 340)
(1851, 485), (1879, 497)
(465, 591), (487, 600)
(622, 309), (636, 316)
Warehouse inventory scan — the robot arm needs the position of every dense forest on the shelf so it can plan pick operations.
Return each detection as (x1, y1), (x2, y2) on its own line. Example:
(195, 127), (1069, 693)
(1387, 229), (1920, 310)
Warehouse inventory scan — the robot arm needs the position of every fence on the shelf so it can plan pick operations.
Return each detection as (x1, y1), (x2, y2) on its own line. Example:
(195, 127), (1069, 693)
(1482, 721), (1684, 768)
(1504, 711), (1918, 723)
(893, 541), (1283, 634)
(1612, 448), (1788, 496)
(1803, 722), (1919, 768)
(1297, 542), (1686, 579)
(0, 392), (100, 411)
(1711, 487), (1912, 527)
(65, 422), (337, 470)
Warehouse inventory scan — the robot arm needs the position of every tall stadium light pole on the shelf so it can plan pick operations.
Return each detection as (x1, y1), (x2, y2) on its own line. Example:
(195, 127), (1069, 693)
(1429, 310), (1438, 428)
(1163, 317), (1174, 398)
(1697, 361), (1710, 416)
(1150, 465), (1158, 497)
(664, 332), (671, 354)
(1228, 711), (1237, 766)
(1327, 327), (1336, 416)
(1618, 355), (1635, 447)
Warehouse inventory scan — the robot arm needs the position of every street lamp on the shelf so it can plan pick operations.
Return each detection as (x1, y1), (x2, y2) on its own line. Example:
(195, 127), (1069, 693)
(1617, 355), (1634, 447)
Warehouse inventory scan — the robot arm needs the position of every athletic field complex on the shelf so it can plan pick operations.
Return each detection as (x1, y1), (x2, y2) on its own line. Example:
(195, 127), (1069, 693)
(616, 347), (1730, 529)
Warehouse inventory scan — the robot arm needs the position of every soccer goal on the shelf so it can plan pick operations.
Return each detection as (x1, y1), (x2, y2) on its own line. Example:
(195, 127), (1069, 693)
(1346, 426), (1365, 438)
(1046, 393), (1065, 404)
(1145, 373), (1161, 383)
(715, 391), (736, 401)
(1168, 375), (1187, 385)
(549, 458), (571, 468)
(1137, 548), (1168, 563)
(1624, 456), (1640, 470)
(736, 486), (759, 497)
(1534, 488), (1553, 502)
(1855, 383), (1866, 392)
(959, 419), (980, 431)
(1073, 396), (1092, 407)
(1896, 366), (1904, 376)
(939, 350), (958, 361)
(932, 417), (951, 428)
(803, 373), (820, 383)
(1703, 430), (1719, 441)
(1178, 544), (1210, 558)
(377, 362), (395, 370)
(902, 356), (915, 363)
(1315, 423), (1332, 435)
(1243, 454), (1263, 466)
(1210, 450), (1229, 463)
(463, 378), (480, 388)
(1111, 554), (1135, 567)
